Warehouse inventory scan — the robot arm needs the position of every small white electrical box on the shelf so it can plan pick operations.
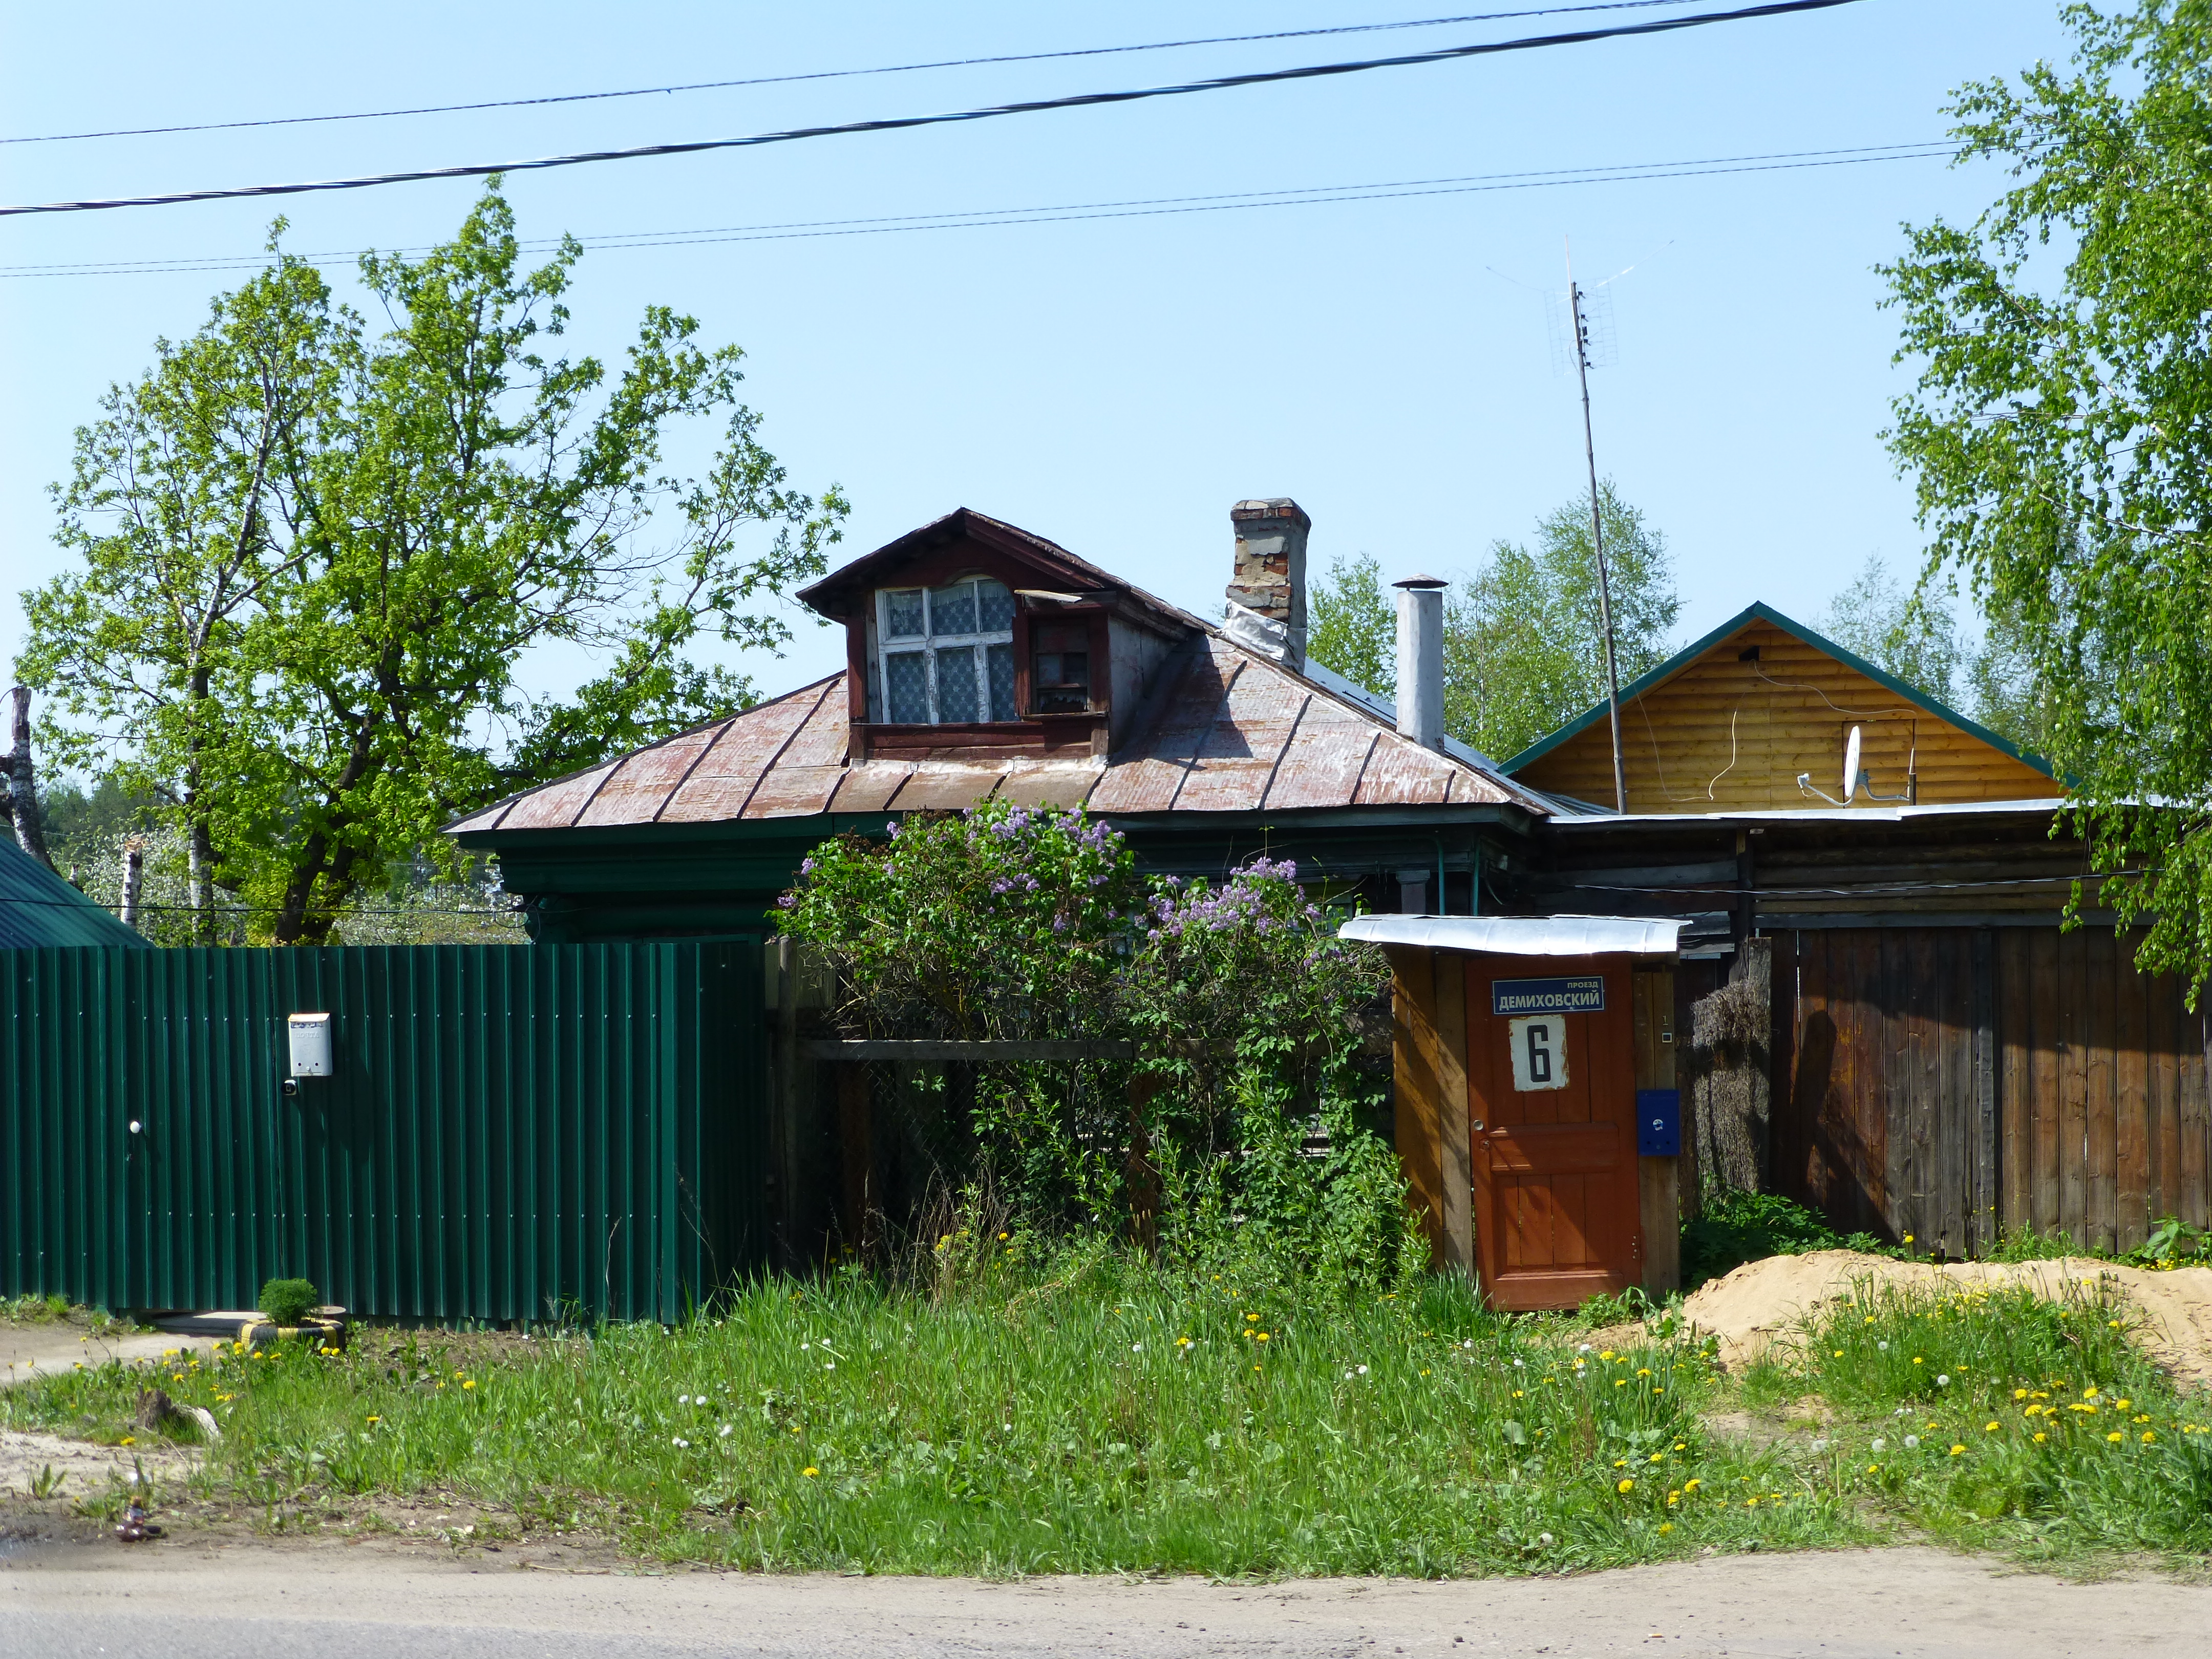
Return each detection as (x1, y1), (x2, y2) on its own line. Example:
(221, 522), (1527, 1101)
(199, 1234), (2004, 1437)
(287, 1012), (333, 1078)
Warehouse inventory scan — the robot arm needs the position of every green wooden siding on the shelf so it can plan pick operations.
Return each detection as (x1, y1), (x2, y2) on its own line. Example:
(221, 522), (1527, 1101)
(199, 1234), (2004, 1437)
(1, 943), (764, 1323)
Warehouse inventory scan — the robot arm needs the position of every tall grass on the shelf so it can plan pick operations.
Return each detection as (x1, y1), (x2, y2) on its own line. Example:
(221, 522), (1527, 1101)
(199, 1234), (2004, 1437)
(1741, 1277), (2212, 1562)
(2, 1252), (1859, 1576)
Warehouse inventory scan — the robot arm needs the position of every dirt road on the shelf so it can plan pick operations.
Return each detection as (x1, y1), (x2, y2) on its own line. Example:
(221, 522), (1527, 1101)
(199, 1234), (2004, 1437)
(5, 1538), (2206, 1658)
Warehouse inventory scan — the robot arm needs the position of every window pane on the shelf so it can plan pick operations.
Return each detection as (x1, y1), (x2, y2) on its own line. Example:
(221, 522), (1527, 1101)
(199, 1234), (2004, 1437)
(884, 589), (925, 639)
(936, 645), (980, 722)
(976, 579), (1015, 633)
(986, 643), (1017, 720)
(885, 651), (929, 722)
(929, 583), (977, 637)
(1034, 640), (1089, 714)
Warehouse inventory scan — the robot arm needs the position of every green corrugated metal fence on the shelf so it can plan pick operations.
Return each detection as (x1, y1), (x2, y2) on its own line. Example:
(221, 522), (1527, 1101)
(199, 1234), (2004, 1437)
(0, 943), (765, 1324)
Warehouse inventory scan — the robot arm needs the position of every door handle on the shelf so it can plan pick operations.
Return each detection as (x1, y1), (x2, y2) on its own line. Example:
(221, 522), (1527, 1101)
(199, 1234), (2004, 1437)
(1471, 1120), (1484, 1133)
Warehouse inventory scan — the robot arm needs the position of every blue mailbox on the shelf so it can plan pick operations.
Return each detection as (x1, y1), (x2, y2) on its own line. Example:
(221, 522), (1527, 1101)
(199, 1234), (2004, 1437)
(1636, 1088), (1681, 1157)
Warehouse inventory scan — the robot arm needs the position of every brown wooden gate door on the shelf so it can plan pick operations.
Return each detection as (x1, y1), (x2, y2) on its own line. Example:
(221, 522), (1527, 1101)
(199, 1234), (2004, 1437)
(1468, 958), (1641, 1310)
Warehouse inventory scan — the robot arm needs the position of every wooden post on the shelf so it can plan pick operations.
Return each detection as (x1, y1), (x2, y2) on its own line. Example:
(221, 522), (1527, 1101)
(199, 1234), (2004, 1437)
(1435, 953), (1473, 1277)
(1972, 928), (1997, 1256)
(1635, 967), (1681, 1298)
(836, 1062), (873, 1255)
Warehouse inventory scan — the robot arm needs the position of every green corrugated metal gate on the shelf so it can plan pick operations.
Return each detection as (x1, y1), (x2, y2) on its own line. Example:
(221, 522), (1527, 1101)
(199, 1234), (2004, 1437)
(0, 943), (765, 1324)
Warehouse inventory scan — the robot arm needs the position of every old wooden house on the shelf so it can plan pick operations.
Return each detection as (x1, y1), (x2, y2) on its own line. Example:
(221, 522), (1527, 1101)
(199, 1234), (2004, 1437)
(445, 505), (2211, 1294)
(1495, 602), (2210, 1262)
(450, 501), (1551, 932)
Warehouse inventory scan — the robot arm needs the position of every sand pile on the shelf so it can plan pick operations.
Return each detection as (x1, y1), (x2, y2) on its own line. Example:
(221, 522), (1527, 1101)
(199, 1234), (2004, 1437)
(1681, 1249), (2212, 1389)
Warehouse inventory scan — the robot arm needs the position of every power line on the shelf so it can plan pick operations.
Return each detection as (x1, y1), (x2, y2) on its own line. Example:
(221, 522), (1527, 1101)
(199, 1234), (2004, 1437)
(0, 0), (1862, 218)
(0, 142), (1952, 279)
(1, 3), (1713, 147)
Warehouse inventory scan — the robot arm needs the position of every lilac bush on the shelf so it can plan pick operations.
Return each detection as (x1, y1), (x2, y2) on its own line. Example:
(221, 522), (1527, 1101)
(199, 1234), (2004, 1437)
(777, 802), (1417, 1286)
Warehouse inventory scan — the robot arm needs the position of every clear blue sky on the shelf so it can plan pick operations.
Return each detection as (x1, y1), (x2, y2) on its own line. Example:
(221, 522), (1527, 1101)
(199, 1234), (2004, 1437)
(0, 1), (2077, 714)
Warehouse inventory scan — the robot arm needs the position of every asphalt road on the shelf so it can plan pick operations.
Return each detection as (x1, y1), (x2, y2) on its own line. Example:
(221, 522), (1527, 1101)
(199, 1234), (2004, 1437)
(6, 1539), (2208, 1659)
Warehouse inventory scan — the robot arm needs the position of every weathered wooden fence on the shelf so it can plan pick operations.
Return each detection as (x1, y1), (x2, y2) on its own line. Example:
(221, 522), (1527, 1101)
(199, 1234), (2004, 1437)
(1770, 926), (2210, 1256)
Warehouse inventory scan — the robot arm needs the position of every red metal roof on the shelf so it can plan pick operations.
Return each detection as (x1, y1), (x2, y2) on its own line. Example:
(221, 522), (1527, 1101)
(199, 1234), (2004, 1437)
(450, 638), (1550, 836)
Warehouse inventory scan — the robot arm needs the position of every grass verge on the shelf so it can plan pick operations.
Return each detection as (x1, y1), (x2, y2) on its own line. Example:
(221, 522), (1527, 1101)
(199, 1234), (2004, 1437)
(1732, 1273), (2212, 1568)
(0, 1259), (1866, 1576)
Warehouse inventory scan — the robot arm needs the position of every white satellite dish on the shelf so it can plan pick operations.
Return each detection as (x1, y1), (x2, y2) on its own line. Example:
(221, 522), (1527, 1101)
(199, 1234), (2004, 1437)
(1842, 726), (1863, 802)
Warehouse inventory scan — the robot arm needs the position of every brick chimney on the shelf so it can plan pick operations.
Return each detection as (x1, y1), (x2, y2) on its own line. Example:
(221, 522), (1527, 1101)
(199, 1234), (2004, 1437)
(1223, 498), (1310, 673)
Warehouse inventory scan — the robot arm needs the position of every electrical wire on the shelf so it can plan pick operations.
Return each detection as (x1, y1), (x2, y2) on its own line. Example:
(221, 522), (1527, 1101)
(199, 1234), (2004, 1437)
(1, 3), (1719, 147)
(0, 139), (1950, 280)
(0, 0), (1863, 218)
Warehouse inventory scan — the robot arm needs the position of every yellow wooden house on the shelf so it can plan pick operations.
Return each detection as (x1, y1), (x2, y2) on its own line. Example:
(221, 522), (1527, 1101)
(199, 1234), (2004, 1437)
(1502, 602), (2055, 812)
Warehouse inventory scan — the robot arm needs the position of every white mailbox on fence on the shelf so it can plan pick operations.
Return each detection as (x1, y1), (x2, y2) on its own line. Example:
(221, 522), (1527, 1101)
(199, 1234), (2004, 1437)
(287, 1012), (333, 1078)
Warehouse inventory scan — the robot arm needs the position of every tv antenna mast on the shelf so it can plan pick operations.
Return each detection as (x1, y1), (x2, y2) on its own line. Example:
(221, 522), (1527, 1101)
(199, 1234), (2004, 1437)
(1559, 237), (1627, 815)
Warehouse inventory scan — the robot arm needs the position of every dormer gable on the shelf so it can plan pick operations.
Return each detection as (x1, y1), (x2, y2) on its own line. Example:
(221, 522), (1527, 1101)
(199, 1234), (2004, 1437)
(795, 508), (1205, 762)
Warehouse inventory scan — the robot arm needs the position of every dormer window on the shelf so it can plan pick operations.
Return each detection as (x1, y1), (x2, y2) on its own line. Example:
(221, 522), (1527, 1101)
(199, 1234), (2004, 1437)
(874, 577), (1018, 724)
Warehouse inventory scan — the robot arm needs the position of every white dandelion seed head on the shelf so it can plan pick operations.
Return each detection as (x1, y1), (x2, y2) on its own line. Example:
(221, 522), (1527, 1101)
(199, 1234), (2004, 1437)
(1937, 1375), (1950, 1387)
(824, 1361), (835, 1370)
(1871, 1437), (1886, 1453)
(1878, 1341), (1889, 1351)
(1132, 1343), (1142, 1353)
(1904, 1435), (1920, 1449)
(719, 1424), (732, 1437)
(1538, 1532), (1555, 1546)
(1358, 1365), (1369, 1375)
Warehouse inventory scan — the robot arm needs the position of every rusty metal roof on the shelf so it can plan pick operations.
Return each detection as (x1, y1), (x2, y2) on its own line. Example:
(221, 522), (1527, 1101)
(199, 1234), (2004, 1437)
(449, 635), (1550, 837)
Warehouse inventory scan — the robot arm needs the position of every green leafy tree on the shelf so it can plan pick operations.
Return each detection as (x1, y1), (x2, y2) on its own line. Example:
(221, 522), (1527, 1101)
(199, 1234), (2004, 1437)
(1815, 556), (1969, 709)
(1450, 483), (1680, 762)
(1305, 483), (1681, 762)
(18, 186), (845, 943)
(1306, 553), (1395, 698)
(1880, 2), (2212, 990)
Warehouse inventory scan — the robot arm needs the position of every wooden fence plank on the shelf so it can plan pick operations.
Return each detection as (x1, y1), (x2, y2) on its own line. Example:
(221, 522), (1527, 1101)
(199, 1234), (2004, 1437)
(1997, 929), (2029, 1232)
(2058, 930), (2089, 1243)
(1972, 929), (1997, 1254)
(2030, 928), (2062, 1236)
(2185, 1002), (2210, 1227)
(1857, 928), (1891, 1238)
(2116, 941), (2150, 1250)
(2149, 970), (2179, 1223)
(2087, 929), (2120, 1253)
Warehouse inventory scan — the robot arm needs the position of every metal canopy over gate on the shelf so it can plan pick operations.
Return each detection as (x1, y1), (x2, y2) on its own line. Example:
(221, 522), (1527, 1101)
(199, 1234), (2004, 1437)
(1, 943), (765, 1324)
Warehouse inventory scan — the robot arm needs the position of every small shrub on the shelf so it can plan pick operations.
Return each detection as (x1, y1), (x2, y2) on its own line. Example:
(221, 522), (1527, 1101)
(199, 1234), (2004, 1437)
(258, 1278), (318, 1327)
(1681, 1190), (1854, 1290)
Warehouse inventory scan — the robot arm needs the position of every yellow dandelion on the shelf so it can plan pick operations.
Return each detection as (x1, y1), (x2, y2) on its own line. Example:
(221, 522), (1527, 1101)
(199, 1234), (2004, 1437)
(2107, 1432), (2125, 1443)
(1658, 1521), (1674, 1534)
(1683, 1478), (1700, 1492)
(802, 1466), (818, 1477)
(2143, 1431), (2156, 1443)
(1985, 1422), (2000, 1433)
(1617, 1478), (1634, 1493)
(2033, 1432), (2047, 1443)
